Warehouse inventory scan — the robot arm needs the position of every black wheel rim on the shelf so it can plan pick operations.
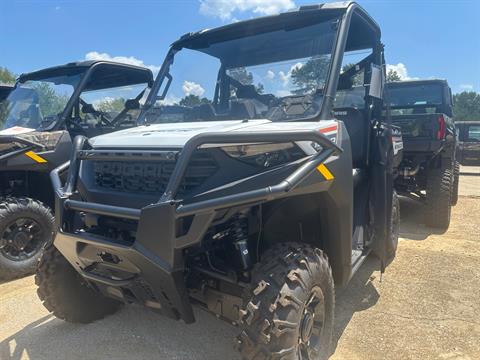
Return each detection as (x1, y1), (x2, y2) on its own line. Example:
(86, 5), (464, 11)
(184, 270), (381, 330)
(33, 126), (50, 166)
(298, 286), (325, 360)
(0, 217), (45, 261)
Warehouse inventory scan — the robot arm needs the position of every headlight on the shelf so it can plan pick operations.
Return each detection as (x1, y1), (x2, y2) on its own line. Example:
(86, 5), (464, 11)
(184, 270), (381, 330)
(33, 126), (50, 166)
(220, 142), (306, 168)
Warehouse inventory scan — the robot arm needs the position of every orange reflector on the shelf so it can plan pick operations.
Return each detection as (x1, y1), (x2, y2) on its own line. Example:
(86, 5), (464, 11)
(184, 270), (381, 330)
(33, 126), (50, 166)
(316, 163), (334, 180)
(24, 151), (47, 163)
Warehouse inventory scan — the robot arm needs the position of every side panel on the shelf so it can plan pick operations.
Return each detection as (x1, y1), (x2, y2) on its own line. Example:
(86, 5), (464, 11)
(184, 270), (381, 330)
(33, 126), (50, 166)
(262, 122), (354, 286)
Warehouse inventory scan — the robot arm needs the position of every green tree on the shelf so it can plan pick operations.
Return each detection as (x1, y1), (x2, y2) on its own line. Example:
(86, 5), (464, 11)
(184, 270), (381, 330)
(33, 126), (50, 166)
(290, 56), (330, 94)
(95, 97), (125, 113)
(229, 67), (264, 94)
(33, 82), (69, 117)
(229, 67), (253, 85)
(0, 67), (16, 84)
(0, 67), (16, 125)
(386, 69), (402, 82)
(341, 63), (364, 86)
(453, 91), (480, 121)
(179, 94), (210, 107)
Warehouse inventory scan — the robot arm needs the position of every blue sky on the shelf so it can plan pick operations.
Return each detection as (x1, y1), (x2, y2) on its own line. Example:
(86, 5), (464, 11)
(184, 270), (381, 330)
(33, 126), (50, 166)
(1, 0), (479, 94)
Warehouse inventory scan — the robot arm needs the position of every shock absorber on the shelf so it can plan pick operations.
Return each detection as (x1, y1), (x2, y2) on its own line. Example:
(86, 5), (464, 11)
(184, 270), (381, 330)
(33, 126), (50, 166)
(230, 212), (252, 270)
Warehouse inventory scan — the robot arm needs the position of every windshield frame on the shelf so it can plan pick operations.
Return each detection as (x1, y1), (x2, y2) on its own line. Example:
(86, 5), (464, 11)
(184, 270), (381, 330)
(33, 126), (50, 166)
(3, 62), (154, 132)
(138, 17), (343, 124)
(138, 4), (382, 125)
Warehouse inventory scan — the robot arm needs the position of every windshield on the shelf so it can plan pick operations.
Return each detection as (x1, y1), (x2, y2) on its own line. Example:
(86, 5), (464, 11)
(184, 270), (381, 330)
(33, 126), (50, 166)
(75, 83), (149, 130)
(0, 75), (81, 130)
(143, 17), (338, 124)
(386, 83), (444, 116)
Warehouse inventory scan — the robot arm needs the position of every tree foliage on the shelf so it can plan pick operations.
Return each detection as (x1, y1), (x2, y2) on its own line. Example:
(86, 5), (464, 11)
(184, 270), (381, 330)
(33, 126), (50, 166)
(290, 56), (330, 93)
(0, 67), (15, 84)
(341, 63), (364, 86)
(95, 97), (125, 113)
(229, 67), (264, 94)
(32, 82), (69, 117)
(453, 91), (480, 121)
(0, 68), (16, 124)
(386, 69), (402, 82)
(179, 94), (211, 107)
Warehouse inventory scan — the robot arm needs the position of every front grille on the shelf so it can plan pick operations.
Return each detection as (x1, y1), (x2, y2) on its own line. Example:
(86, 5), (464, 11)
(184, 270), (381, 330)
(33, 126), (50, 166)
(93, 151), (217, 196)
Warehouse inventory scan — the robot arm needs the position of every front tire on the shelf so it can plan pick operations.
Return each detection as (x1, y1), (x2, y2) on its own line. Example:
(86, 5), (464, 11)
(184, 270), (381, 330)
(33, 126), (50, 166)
(36, 245), (122, 323)
(425, 162), (452, 230)
(236, 243), (334, 360)
(0, 197), (54, 279)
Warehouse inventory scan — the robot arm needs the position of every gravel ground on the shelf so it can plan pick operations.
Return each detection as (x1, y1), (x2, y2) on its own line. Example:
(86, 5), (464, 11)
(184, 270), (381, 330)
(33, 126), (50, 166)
(0, 168), (479, 360)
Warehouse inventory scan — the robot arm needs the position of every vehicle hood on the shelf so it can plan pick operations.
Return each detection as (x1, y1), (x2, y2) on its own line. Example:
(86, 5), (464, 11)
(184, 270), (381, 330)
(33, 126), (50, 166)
(88, 120), (338, 149)
(0, 126), (36, 137)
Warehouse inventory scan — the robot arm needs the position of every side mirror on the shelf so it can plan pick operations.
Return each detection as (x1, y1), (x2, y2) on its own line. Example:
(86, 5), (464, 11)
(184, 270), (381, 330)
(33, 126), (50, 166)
(369, 64), (385, 99)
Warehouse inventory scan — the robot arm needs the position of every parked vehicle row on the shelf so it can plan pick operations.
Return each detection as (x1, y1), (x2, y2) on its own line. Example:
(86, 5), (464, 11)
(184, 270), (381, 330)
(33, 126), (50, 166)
(0, 2), (469, 359)
(387, 79), (458, 228)
(0, 62), (153, 277)
(456, 121), (480, 166)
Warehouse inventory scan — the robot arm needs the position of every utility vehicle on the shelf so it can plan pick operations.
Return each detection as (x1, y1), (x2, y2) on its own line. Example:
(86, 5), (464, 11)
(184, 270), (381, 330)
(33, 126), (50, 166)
(456, 121), (480, 166)
(0, 61), (153, 278)
(37, 3), (401, 359)
(387, 79), (457, 226)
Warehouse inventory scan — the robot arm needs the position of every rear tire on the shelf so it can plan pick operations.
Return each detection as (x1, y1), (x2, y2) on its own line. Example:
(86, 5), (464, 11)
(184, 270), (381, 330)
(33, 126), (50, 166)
(0, 197), (54, 279)
(35, 245), (122, 323)
(451, 161), (460, 206)
(425, 162), (452, 230)
(236, 243), (334, 360)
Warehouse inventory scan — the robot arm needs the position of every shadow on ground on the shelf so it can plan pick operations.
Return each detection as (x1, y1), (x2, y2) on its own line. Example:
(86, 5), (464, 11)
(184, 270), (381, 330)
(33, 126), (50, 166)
(398, 197), (446, 240)
(332, 255), (380, 353)
(0, 199), (436, 360)
(0, 306), (240, 360)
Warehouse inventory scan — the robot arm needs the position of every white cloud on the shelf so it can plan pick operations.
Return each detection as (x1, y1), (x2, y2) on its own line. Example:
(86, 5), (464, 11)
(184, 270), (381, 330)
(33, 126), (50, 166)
(278, 62), (303, 87)
(386, 63), (419, 81)
(266, 70), (275, 80)
(278, 71), (290, 86)
(182, 81), (205, 97)
(84, 51), (161, 74)
(199, 0), (296, 20)
(459, 84), (474, 91)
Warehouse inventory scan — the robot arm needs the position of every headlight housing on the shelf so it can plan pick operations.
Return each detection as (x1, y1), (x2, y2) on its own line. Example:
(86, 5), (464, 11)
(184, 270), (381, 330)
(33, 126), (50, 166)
(220, 142), (306, 168)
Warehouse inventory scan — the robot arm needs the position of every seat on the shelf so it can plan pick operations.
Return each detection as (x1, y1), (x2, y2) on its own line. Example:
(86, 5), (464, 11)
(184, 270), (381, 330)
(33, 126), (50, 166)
(333, 107), (368, 168)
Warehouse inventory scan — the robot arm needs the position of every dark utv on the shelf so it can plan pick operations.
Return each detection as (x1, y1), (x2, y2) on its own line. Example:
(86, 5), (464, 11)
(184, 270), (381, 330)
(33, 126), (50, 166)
(456, 121), (480, 166)
(0, 61), (153, 278)
(37, 3), (401, 359)
(387, 79), (457, 228)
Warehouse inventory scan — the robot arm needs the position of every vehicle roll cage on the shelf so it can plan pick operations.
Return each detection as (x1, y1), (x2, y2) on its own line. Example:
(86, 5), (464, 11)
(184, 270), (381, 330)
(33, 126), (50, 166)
(138, 2), (382, 124)
(12, 61), (153, 132)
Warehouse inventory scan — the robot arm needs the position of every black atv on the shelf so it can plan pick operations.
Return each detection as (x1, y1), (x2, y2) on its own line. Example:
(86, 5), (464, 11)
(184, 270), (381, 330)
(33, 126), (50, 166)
(387, 79), (457, 229)
(0, 61), (153, 278)
(37, 3), (402, 359)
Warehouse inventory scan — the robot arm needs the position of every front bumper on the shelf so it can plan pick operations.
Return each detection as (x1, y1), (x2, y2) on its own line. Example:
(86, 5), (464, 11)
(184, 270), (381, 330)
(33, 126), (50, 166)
(51, 130), (341, 323)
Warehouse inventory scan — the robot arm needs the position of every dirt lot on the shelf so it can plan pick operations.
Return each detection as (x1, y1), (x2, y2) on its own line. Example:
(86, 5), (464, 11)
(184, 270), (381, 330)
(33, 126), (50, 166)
(0, 168), (479, 360)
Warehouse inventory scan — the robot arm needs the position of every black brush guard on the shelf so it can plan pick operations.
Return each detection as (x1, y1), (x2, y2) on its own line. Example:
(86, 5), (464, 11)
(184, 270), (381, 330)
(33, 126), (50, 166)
(50, 130), (342, 323)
